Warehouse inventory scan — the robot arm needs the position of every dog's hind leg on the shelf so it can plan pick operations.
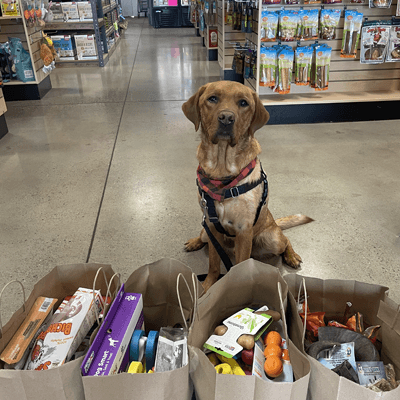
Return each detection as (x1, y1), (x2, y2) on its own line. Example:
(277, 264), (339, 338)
(254, 212), (302, 269)
(184, 228), (207, 252)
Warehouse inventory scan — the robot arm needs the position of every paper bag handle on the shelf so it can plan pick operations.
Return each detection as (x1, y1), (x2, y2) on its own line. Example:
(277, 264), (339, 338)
(0, 280), (26, 338)
(176, 272), (199, 333)
(92, 268), (109, 327)
(296, 278), (308, 348)
(277, 281), (289, 348)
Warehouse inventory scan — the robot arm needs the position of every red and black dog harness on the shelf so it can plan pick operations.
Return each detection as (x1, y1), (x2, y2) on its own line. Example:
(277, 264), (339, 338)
(196, 158), (269, 271)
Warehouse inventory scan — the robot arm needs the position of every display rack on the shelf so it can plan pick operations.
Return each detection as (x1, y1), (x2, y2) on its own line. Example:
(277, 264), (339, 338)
(244, 0), (400, 117)
(138, 0), (148, 17)
(0, 16), (52, 100)
(150, 0), (194, 27)
(217, 0), (246, 79)
(43, 0), (121, 67)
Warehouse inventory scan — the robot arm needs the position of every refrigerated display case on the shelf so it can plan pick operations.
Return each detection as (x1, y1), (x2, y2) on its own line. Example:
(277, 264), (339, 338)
(150, 0), (193, 28)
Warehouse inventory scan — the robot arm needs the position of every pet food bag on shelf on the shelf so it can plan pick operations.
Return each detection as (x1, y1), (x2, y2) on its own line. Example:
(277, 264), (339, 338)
(319, 9), (341, 40)
(189, 259), (310, 400)
(0, 263), (117, 400)
(276, 47), (295, 94)
(8, 37), (35, 82)
(285, 274), (400, 400)
(259, 46), (278, 87)
(295, 46), (313, 86)
(82, 258), (200, 400)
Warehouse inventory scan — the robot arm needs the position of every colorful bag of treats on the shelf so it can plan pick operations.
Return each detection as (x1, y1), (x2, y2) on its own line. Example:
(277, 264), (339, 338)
(259, 46), (278, 87)
(277, 47), (294, 94)
(304, 0), (321, 4)
(319, 9), (341, 40)
(260, 11), (279, 42)
(262, 0), (281, 4)
(360, 22), (391, 64)
(369, 0), (392, 8)
(279, 10), (300, 42)
(295, 45), (313, 85)
(323, 0), (342, 4)
(314, 44), (332, 90)
(341, 10), (363, 58)
(298, 9), (319, 41)
(386, 23), (400, 61)
(285, 0), (299, 4)
(310, 42), (321, 88)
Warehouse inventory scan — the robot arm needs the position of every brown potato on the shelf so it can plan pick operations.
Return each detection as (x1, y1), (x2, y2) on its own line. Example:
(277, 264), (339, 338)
(237, 334), (255, 350)
(214, 325), (228, 336)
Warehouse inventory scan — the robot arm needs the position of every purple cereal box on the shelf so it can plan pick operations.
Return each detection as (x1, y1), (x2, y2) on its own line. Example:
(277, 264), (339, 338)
(81, 284), (144, 376)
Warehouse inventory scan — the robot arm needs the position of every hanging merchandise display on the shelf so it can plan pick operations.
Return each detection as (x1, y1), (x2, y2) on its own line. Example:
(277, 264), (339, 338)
(225, 0), (233, 25)
(279, 10), (300, 42)
(262, 0), (281, 5)
(314, 44), (332, 90)
(341, 10), (363, 58)
(40, 34), (57, 74)
(247, 3), (253, 33)
(295, 45), (313, 86)
(360, 21), (391, 63)
(386, 21), (400, 61)
(276, 46), (294, 94)
(298, 9), (319, 41)
(319, 9), (341, 40)
(369, 0), (392, 8)
(259, 46), (277, 87)
(0, 42), (16, 82)
(260, 10), (279, 42)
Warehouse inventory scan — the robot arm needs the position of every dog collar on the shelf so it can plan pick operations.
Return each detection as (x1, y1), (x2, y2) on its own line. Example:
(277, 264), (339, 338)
(196, 158), (257, 202)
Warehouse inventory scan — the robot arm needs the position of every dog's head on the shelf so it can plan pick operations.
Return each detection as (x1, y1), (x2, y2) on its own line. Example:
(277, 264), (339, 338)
(182, 81), (270, 147)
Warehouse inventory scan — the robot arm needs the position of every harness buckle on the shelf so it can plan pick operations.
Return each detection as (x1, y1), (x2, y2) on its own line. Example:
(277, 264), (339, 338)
(229, 187), (240, 198)
(200, 193), (208, 222)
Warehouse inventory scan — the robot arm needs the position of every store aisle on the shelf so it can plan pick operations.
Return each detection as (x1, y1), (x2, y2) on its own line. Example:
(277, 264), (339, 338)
(1, 18), (400, 321)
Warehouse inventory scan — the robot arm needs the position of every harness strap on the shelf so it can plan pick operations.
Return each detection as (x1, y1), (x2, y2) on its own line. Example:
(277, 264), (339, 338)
(198, 164), (269, 273)
(202, 220), (233, 272)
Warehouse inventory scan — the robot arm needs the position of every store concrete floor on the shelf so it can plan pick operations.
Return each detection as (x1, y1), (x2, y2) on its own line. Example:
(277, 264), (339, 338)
(1, 17), (400, 322)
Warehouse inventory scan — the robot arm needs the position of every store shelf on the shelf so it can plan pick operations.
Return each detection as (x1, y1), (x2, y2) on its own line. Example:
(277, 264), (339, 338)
(3, 80), (38, 85)
(44, 19), (104, 30)
(0, 15), (22, 19)
(260, 91), (400, 106)
(103, 2), (118, 14)
(106, 25), (114, 36)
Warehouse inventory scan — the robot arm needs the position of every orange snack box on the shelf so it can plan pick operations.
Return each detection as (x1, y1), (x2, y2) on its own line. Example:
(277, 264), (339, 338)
(1, 297), (57, 366)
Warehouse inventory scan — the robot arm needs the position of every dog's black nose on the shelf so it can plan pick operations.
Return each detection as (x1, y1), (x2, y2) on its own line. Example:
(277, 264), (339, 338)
(218, 111), (235, 126)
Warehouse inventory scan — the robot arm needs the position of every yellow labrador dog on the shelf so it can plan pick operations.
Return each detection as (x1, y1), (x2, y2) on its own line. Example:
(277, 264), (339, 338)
(183, 81), (312, 292)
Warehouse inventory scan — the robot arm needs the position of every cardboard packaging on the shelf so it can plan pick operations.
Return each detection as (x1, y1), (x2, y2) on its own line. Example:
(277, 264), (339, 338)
(81, 284), (144, 376)
(74, 35), (97, 60)
(25, 287), (102, 370)
(77, 2), (93, 20)
(61, 2), (80, 20)
(0, 297), (57, 367)
(51, 35), (76, 59)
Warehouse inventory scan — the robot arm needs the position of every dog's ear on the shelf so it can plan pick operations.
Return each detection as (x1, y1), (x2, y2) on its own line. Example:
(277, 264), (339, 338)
(249, 92), (270, 136)
(182, 84), (209, 131)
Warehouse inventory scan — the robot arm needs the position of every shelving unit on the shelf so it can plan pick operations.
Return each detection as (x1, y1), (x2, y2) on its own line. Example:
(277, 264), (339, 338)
(243, 0), (400, 117)
(217, 0), (246, 79)
(0, 15), (52, 100)
(42, 0), (121, 67)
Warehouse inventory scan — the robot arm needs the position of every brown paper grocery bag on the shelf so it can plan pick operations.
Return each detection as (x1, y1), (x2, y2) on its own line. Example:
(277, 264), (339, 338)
(0, 263), (117, 400)
(285, 273), (400, 400)
(82, 258), (200, 400)
(188, 259), (310, 400)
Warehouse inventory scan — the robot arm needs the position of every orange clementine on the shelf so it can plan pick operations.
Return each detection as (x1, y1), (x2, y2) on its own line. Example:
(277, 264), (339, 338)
(264, 331), (282, 347)
(264, 355), (283, 378)
(282, 349), (290, 361)
(263, 344), (282, 359)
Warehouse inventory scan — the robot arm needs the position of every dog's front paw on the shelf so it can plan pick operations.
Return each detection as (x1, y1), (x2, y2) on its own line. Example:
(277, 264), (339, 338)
(184, 236), (206, 252)
(283, 246), (302, 269)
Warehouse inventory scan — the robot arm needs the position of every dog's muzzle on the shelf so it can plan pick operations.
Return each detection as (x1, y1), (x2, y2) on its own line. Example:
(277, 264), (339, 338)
(212, 111), (236, 146)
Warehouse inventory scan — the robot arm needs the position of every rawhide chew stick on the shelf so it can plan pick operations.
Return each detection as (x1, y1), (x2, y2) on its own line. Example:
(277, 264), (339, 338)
(277, 47), (294, 94)
(315, 44), (332, 91)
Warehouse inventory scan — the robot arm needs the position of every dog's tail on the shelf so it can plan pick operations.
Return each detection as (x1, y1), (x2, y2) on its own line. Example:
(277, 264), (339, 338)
(275, 214), (314, 230)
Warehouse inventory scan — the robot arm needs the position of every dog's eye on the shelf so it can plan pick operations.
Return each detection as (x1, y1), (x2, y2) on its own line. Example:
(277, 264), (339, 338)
(239, 99), (249, 107)
(208, 96), (218, 103)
